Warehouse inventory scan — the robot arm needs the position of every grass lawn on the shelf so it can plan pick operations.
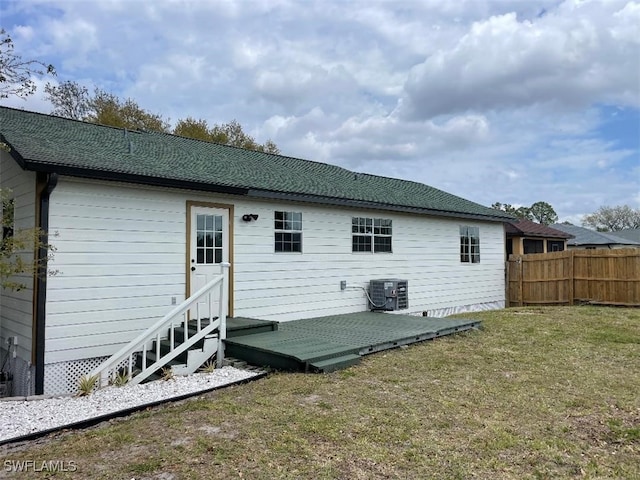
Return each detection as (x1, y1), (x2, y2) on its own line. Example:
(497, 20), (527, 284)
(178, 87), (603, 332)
(2, 306), (639, 479)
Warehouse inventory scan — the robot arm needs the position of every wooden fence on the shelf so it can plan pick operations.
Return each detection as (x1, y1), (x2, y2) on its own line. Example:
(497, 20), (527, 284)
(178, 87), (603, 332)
(506, 248), (640, 307)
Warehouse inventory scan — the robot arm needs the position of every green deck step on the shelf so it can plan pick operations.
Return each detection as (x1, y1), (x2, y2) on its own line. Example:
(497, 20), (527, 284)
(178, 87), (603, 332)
(227, 317), (278, 337)
(309, 354), (361, 373)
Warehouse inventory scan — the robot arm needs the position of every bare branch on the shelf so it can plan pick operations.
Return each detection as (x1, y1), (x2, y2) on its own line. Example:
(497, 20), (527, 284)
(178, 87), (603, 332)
(0, 29), (55, 99)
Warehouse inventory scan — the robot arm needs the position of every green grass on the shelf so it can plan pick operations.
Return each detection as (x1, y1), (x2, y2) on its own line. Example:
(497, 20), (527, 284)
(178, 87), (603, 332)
(3, 306), (639, 479)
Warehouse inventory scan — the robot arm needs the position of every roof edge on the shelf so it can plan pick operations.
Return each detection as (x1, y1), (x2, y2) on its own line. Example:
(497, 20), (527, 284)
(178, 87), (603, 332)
(21, 161), (509, 222)
(506, 232), (573, 240)
(23, 162), (249, 196)
(0, 134), (27, 169)
(248, 189), (511, 222)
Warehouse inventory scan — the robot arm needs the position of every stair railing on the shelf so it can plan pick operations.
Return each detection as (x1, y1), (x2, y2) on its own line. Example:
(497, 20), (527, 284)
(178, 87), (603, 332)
(90, 263), (230, 388)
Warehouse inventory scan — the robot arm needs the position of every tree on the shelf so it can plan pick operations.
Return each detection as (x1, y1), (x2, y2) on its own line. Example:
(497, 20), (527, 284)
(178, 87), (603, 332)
(0, 28), (55, 99)
(88, 89), (171, 132)
(173, 117), (212, 141)
(1, 191), (54, 290)
(209, 119), (280, 154)
(0, 30), (56, 290)
(582, 205), (640, 231)
(491, 202), (533, 220)
(45, 81), (170, 131)
(44, 80), (90, 120)
(529, 201), (558, 225)
(492, 201), (558, 224)
(161, 116), (280, 153)
(46, 82), (280, 153)
(1, 28), (54, 152)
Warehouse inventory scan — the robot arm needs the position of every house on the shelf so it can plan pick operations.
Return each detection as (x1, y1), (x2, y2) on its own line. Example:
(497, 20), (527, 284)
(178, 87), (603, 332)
(505, 219), (573, 256)
(550, 224), (640, 249)
(612, 228), (640, 243)
(0, 106), (513, 396)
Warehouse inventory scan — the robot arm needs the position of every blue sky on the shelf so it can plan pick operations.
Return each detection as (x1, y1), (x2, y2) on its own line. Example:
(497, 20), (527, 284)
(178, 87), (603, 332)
(1, 0), (638, 223)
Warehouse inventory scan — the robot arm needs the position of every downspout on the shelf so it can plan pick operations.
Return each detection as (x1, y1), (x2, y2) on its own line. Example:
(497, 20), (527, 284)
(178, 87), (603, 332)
(34, 173), (58, 395)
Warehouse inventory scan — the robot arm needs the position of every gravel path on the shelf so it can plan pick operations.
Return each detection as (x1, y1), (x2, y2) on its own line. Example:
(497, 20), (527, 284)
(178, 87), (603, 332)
(0, 366), (262, 443)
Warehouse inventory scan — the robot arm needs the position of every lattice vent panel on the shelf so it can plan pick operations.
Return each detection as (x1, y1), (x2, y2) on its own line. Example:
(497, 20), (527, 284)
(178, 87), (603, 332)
(44, 355), (135, 395)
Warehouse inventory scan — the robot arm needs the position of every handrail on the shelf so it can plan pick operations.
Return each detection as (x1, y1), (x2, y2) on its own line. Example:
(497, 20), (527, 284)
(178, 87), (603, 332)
(90, 263), (230, 388)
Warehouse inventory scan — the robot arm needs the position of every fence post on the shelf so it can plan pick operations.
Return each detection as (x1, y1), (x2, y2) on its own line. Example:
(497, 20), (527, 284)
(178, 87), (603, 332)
(518, 257), (524, 307)
(568, 250), (574, 305)
(505, 260), (509, 307)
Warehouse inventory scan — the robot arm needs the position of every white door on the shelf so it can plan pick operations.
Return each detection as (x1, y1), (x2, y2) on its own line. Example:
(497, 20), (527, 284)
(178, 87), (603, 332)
(190, 206), (230, 318)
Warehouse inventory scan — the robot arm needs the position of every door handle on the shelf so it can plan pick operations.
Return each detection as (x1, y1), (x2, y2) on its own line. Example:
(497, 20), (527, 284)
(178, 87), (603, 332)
(191, 266), (196, 271)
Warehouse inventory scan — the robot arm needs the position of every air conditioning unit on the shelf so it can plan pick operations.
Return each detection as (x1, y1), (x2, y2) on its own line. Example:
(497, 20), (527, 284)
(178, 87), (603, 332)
(369, 279), (408, 311)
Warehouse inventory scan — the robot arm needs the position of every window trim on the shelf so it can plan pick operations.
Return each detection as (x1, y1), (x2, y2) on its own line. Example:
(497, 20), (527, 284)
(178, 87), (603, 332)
(274, 211), (303, 253)
(352, 216), (393, 253)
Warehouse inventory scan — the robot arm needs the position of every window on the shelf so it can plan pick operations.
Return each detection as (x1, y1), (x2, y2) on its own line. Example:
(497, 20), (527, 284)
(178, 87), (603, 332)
(275, 211), (302, 252)
(196, 213), (223, 264)
(523, 239), (544, 254)
(548, 240), (564, 252)
(352, 217), (392, 253)
(460, 226), (480, 263)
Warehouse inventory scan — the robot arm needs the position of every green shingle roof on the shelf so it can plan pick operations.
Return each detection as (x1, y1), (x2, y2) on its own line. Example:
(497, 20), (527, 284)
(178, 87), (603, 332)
(0, 106), (512, 221)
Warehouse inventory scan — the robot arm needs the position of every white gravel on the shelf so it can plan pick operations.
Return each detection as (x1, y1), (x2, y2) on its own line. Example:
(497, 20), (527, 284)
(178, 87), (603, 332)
(0, 366), (262, 443)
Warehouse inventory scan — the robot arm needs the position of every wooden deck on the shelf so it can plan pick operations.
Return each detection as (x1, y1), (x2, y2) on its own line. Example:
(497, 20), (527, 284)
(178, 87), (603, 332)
(225, 312), (481, 372)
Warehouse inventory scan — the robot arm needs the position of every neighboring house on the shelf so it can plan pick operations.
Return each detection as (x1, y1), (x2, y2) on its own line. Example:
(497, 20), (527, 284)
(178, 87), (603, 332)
(0, 107), (512, 396)
(613, 228), (640, 243)
(550, 224), (640, 249)
(505, 219), (573, 256)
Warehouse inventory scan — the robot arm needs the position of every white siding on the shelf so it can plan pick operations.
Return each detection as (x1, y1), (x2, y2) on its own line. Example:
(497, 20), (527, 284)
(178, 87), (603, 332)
(0, 151), (37, 363)
(45, 179), (187, 364)
(45, 177), (505, 363)
(233, 204), (505, 320)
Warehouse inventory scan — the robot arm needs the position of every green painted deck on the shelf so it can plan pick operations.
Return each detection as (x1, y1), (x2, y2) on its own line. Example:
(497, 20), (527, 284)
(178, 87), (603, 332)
(225, 312), (481, 372)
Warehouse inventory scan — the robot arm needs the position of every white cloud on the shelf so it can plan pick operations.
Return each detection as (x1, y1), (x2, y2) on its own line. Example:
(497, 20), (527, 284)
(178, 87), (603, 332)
(254, 64), (358, 111)
(401, 0), (640, 119)
(0, 0), (637, 222)
(13, 25), (35, 41)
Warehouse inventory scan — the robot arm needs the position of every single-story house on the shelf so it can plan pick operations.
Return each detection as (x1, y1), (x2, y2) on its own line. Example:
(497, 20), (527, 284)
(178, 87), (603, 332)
(505, 219), (573, 255)
(550, 224), (640, 249)
(0, 106), (512, 396)
(611, 228), (640, 243)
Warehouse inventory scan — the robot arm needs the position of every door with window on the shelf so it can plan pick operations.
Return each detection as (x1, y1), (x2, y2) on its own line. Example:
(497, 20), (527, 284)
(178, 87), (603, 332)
(189, 206), (230, 318)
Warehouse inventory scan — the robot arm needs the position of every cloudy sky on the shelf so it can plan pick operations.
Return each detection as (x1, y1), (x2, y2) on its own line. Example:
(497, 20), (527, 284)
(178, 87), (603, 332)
(1, 0), (638, 223)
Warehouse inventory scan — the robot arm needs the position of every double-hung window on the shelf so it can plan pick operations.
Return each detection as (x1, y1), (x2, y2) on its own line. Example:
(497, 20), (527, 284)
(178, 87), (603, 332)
(460, 226), (480, 263)
(352, 217), (392, 253)
(275, 211), (302, 252)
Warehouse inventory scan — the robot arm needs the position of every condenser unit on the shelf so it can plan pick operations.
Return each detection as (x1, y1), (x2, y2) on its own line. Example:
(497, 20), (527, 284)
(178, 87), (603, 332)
(369, 279), (408, 311)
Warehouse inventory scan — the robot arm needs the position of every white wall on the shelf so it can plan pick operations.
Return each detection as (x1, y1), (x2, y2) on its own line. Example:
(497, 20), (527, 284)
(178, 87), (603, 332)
(233, 202), (505, 320)
(45, 177), (505, 364)
(0, 150), (36, 365)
